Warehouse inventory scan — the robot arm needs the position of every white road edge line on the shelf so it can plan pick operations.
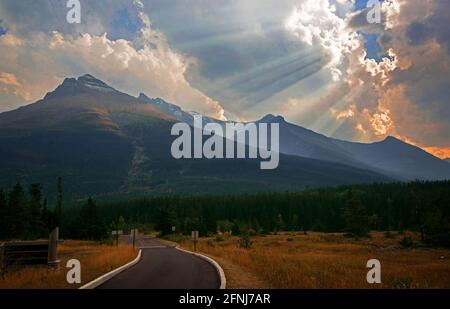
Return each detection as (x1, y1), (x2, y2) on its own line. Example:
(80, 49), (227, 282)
(175, 247), (227, 290)
(79, 249), (142, 290)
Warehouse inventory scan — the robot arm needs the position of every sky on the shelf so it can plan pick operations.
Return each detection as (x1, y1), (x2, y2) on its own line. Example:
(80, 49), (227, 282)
(0, 0), (449, 158)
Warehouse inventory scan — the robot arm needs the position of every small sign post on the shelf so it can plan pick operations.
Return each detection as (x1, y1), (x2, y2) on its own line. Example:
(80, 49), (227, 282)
(112, 230), (123, 246)
(191, 231), (199, 252)
(172, 226), (176, 233)
(131, 229), (138, 248)
(48, 227), (60, 269)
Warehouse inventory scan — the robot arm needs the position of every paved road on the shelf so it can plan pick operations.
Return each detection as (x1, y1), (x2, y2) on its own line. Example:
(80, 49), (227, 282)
(98, 236), (221, 289)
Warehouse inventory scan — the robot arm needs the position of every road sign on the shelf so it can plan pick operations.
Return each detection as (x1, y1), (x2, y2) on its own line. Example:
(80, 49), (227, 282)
(112, 230), (123, 246)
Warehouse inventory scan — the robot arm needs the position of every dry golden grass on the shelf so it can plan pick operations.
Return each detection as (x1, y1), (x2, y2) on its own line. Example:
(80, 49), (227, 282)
(0, 241), (137, 289)
(211, 255), (272, 289)
(180, 232), (450, 289)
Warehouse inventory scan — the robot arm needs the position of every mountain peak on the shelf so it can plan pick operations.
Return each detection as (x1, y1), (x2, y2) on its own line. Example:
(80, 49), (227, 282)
(137, 92), (151, 103)
(79, 73), (96, 80)
(44, 74), (116, 100)
(260, 114), (285, 123)
(77, 74), (114, 90)
(383, 136), (402, 143)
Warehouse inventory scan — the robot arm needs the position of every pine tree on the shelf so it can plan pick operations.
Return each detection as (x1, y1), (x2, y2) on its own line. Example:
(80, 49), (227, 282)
(77, 197), (107, 240)
(8, 183), (28, 239)
(155, 207), (177, 236)
(112, 216), (127, 234)
(53, 177), (63, 229)
(342, 191), (369, 237)
(28, 183), (44, 239)
(0, 189), (7, 239)
(40, 198), (52, 234)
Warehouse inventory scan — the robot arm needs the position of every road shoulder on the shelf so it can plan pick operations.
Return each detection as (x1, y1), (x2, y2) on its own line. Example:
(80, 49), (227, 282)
(175, 247), (227, 289)
(80, 249), (142, 289)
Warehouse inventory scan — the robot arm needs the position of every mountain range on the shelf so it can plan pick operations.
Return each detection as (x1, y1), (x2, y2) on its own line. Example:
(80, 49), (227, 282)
(0, 74), (449, 198)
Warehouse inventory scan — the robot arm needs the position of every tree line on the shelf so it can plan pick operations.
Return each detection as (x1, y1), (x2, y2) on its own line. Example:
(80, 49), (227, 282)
(71, 180), (450, 246)
(0, 179), (62, 241)
(0, 177), (109, 241)
(1, 180), (449, 247)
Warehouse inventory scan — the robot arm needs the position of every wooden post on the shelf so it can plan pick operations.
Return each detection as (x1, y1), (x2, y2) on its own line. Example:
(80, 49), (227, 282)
(132, 229), (136, 249)
(112, 230), (123, 247)
(192, 231), (199, 252)
(48, 227), (60, 269)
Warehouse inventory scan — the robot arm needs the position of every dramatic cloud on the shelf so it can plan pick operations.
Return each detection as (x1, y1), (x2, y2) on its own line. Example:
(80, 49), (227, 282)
(355, 0), (450, 156)
(0, 0), (448, 157)
(0, 0), (226, 120)
(47, 31), (226, 119)
(283, 0), (449, 158)
(285, 0), (360, 81)
(0, 72), (31, 101)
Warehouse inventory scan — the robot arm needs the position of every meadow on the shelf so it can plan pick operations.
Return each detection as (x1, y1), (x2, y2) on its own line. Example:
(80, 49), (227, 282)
(178, 232), (450, 289)
(0, 241), (137, 289)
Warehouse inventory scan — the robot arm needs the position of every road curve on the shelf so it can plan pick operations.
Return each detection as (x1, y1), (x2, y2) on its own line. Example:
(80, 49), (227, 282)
(97, 237), (221, 289)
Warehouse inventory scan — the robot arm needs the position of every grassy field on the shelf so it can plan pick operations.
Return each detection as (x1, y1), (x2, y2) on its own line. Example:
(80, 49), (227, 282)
(178, 232), (450, 289)
(0, 241), (137, 289)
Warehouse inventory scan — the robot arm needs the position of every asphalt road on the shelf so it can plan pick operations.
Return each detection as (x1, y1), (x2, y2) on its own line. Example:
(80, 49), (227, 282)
(97, 236), (221, 289)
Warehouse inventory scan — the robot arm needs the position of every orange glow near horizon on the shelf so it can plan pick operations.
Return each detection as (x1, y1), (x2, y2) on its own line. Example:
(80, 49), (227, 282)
(422, 146), (450, 159)
(396, 136), (450, 159)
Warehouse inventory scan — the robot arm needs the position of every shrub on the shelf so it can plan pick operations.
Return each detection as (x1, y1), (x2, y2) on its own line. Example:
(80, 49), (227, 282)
(162, 233), (187, 243)
(384, 231), (395, 239)
(215, 234), (225, 242)
(399, 236), (414, 248)
(388, 277), (414, 289)
(238, 235), (253, 249)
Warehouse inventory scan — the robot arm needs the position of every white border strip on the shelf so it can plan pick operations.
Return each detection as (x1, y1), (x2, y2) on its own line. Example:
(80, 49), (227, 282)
(176, 247), (226, 289)
(79, 249), (142, 289)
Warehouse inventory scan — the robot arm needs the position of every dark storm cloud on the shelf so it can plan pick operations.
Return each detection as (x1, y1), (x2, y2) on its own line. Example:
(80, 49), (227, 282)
(405, 0), (450, 51)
